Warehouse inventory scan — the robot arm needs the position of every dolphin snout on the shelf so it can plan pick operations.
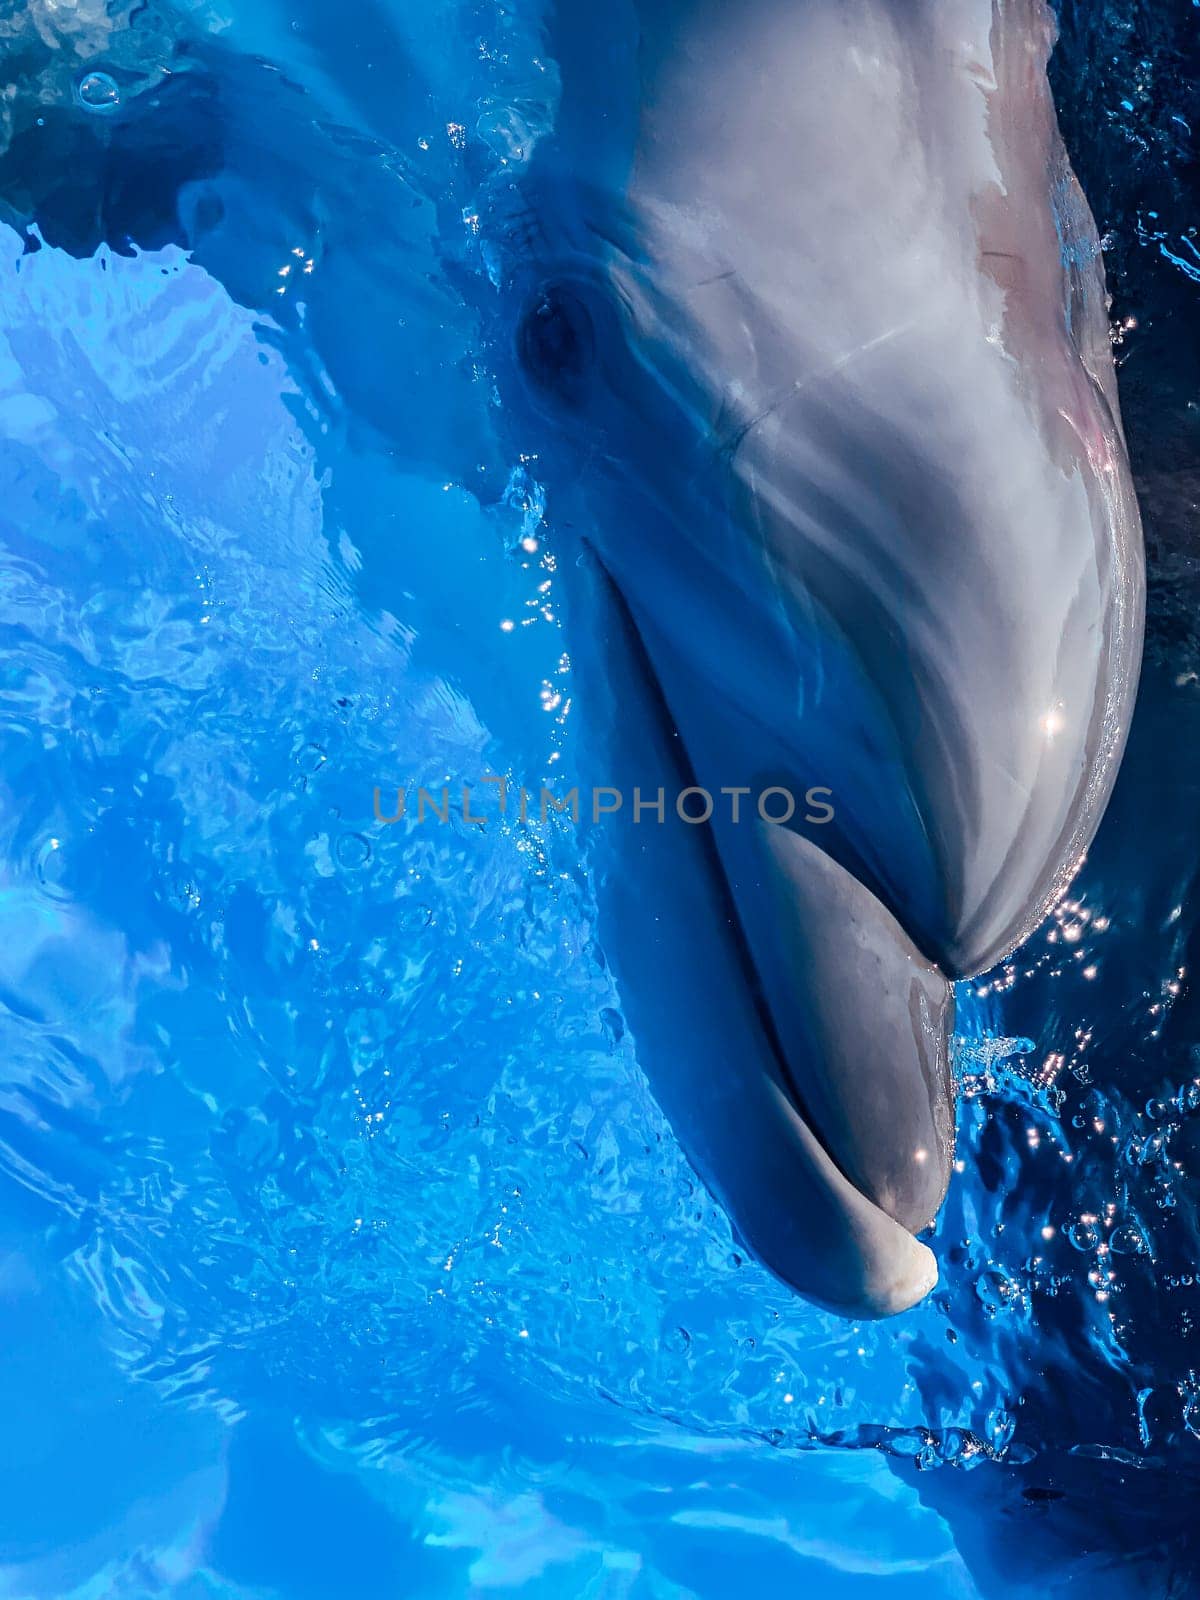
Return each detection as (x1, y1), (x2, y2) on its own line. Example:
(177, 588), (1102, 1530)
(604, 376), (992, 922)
(685, 806), (959, 1317)
(746, 819), (956, 1234)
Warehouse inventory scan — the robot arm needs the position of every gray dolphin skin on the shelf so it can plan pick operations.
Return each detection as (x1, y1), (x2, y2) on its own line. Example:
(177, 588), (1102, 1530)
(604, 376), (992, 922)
(509, 0), (1145, 1315)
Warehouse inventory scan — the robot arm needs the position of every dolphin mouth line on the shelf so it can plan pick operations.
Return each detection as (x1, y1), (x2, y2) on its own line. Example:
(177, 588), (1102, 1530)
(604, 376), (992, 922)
(583, 537), (923, 1229)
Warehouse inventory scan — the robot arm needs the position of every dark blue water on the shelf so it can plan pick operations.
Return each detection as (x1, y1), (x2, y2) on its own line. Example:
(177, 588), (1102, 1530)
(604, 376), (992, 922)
(0, 1), (1198, 1594)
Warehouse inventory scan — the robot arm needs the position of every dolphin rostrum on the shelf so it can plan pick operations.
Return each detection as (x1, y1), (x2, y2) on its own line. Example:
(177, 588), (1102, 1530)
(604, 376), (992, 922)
(504, 0), (1144, 1315)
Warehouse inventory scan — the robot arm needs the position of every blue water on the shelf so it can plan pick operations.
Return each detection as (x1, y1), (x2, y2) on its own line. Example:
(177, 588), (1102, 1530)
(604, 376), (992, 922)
(1, 1), (1199, 1594)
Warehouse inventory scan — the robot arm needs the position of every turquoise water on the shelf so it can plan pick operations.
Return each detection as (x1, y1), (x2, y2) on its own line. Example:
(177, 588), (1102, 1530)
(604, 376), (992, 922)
(0, 1), (1199, 1594)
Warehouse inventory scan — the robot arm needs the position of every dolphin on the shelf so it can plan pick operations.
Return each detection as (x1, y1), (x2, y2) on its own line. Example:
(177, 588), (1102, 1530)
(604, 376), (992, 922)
(502, 0), (1145, 1314)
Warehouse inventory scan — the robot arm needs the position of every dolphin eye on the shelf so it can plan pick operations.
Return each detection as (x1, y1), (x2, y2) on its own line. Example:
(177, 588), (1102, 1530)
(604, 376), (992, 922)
(516, 284), (596, 403)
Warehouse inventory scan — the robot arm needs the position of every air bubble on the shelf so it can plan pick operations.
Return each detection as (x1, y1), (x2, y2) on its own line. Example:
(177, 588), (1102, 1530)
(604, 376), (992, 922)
(398, 903), (433, 934)
(77, 72), (121, 113)
(34, 836), (71, 901)
(167, 876), (202, 913)
(1110, 1223), (1151, 1257)
(975, 1269), (1022, 1315)
(335, 833), (371, 869)
(1067, 1219), (1100, 1251)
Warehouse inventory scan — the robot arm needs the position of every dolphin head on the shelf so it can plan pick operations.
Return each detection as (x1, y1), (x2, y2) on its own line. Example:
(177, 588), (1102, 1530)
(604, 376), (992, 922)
(504, 0), (1144, 1315)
